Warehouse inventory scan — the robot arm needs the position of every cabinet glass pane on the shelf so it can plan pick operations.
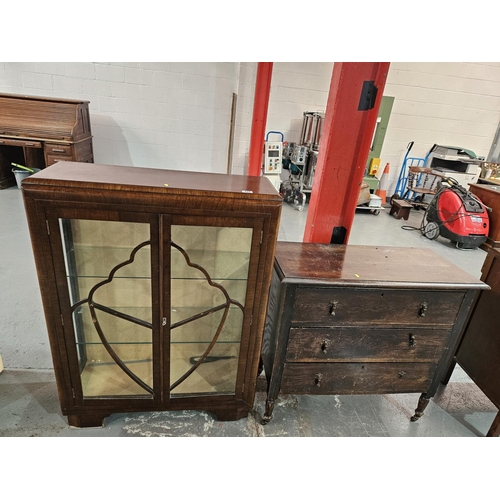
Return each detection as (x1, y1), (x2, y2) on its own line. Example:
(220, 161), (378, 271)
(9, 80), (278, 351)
(60, 219), (153, 398)
(170, 225), (252, 396)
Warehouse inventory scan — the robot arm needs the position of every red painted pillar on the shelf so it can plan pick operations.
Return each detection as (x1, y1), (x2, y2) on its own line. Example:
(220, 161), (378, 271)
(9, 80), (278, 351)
(248, 62), (273, 176)
(303, 62), (390, 244)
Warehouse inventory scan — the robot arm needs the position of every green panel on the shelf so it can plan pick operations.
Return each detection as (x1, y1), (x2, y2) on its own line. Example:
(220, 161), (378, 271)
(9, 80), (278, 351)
(367, 96), (395, 169)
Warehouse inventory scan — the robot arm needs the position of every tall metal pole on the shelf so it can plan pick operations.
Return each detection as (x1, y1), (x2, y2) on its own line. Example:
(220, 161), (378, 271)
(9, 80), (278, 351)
(303, 62), (390, 244)
(248, 62), (273, 176)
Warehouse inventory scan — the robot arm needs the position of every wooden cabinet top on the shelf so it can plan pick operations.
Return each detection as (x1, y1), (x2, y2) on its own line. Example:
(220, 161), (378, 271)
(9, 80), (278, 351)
(0, 93), (91, 143)
(470, 183), (500, 195)
(22, 161), (282, 201)
(274, 241), (487, 290)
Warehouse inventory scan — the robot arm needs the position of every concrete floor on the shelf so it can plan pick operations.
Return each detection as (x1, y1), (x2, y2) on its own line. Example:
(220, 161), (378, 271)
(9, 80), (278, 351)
(0, 184), (497, 437)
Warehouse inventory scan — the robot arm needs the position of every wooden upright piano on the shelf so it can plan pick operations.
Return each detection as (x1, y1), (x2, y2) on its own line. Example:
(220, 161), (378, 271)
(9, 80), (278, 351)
(0, 93), (94, 189)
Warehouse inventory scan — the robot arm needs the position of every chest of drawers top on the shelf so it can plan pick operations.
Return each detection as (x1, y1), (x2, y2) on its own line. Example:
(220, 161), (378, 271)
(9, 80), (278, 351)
(274, 242), (486, 291)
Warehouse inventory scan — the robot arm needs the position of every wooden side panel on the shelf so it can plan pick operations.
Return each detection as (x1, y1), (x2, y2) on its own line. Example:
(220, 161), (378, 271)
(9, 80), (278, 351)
(456, 255), (500, 408)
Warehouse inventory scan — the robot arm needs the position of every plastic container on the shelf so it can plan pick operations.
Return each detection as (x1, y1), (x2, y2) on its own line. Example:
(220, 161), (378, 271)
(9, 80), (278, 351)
(12, 167), (40, 189)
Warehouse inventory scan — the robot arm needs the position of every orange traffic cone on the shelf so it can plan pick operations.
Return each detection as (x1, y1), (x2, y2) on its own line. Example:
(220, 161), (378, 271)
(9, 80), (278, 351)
(375, 162), (390, 204)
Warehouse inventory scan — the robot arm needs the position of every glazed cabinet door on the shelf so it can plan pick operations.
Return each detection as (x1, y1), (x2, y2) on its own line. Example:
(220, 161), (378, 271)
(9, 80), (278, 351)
(48, 209), (161, 405)
(165, 215), (263, 400)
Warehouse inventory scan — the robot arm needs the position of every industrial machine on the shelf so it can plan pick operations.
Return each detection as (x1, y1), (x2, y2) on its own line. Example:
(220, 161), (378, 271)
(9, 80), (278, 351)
(262, 131), (283, 191)
(423, 176), (490, 250)
(280, 111), (325, 210)
(426, 144), (484, 189)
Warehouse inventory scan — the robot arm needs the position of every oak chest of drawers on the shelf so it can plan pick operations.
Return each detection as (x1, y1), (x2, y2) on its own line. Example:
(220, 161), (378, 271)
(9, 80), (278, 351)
(260, 242), (487, 424)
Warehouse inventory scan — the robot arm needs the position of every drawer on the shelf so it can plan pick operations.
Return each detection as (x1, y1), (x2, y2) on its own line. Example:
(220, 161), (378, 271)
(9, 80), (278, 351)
(281, 362), (434, 395)
(0, 138), (42, 148)
(292, 288), (463, 327)
(286, 327), (451, 363)
(45, 154), (73, 166)
(44, 143), (73, 155)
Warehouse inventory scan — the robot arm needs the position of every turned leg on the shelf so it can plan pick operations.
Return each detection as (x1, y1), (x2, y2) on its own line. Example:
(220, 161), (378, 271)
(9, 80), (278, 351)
(261, 399), (276, 425)
(486, 411), (500, 437)
(410, 393), (431, 422)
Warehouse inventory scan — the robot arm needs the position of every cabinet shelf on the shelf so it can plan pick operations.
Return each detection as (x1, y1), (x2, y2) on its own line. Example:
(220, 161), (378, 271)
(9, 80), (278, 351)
(66, 246), (251, 281)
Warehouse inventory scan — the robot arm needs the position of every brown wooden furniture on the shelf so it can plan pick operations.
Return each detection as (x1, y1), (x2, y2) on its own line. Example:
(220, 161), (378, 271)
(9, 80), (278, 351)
(469, 183), (500, 251)
(403, 167), (446, 209)
(443, 248), (500, 436)
(22, 161), (282, 427)
(389, 198), (412, 220)
(0, 93), (93, 189)
(261, 242), (486, 425)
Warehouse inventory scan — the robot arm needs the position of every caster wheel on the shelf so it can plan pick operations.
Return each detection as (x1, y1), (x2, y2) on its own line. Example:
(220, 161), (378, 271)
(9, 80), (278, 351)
(373, 210), (380, 215)
(424, 221), (439, 240)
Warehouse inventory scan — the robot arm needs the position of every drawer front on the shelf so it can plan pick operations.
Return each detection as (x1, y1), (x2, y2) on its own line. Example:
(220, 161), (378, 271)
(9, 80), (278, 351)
(292, 288), (463, 327)
(45, 154), (73, 166)
(0, 138), (42, 148)
(44, 143), (73, 155)
(281, 362), (434, 395)
(286, 327), (451, 363)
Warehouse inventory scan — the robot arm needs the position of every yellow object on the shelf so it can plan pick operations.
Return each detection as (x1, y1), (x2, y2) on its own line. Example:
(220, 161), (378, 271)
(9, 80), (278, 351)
(369, 158), (380, 176)
(164, 184), (169, 187)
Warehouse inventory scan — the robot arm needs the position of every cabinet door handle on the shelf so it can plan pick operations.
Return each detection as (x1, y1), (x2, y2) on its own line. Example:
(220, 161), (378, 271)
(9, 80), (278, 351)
(408, 333), (416, 347)
(418, 301), (428, 317)
(329, 301), (338, 316)
(321, 339), (330, 354)
(162, 317), (167, 326)
(315, 373), (323, 387)
(51, 148), (66, 153)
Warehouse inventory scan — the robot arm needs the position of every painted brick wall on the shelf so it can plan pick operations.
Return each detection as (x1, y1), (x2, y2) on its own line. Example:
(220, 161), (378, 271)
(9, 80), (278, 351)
(0, 62), (239, 174)
(382, 62), (500, 195)
(1, 62), (500, 188)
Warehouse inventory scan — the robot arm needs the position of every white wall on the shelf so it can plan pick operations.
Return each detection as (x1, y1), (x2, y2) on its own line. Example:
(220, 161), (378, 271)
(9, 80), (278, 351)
(264, 62), (500, 196)
(0, 62), (239, 174)
(382, 62), (500, 195)
(2, 61), (500, 191)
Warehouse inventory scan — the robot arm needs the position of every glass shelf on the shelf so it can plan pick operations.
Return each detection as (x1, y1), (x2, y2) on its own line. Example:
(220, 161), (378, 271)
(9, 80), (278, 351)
(170, 342), (239, 396)
(79, 343), (153, 397)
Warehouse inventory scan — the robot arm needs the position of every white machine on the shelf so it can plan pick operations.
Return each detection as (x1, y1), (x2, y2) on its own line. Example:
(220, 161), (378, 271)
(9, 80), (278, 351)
(262, 131), (283, 191)
(426, 144), (484, 190)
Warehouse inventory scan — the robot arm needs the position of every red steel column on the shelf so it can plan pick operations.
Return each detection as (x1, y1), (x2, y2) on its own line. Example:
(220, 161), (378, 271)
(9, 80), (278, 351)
(248, 62), (273, 176)
(304, 62), (390, 244)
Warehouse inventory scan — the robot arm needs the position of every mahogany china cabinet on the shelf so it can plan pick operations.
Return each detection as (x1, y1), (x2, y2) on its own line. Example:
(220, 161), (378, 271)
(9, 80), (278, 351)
(22, 161), (282, 427)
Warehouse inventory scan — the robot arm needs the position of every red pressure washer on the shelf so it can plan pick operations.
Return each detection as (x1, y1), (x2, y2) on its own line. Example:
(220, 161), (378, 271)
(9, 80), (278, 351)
(422, 177), (491, 250)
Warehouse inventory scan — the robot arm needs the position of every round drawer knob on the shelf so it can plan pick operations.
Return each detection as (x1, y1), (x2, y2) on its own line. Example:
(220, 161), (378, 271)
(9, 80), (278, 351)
(321, 339), (330, 353)
(329, 301), (338, 316)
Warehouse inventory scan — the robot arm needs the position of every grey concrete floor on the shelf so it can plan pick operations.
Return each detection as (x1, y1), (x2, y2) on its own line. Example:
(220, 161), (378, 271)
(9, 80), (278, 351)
(0, 185), (497, 438)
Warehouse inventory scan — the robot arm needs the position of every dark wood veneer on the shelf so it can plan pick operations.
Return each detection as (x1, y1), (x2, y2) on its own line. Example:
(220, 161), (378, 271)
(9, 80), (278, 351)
(22, 162), (282, 427)
(444, 248), (500, 436)
(261, 241), (486, 426)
